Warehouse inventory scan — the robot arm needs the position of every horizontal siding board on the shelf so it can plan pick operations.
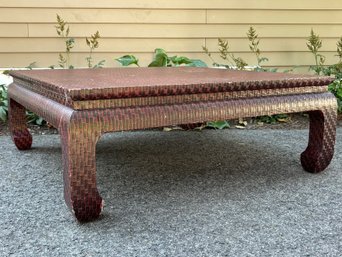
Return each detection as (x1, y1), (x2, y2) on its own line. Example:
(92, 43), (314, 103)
(0, 52), (338, 68)
(2, 0), (342, 10)
(207, 10), (342, 24)
(0, 24), (27, 37)
(28, 24), (342, 38)
(206, 38), (341, 52)
(1, 38), (339, 53)
(2, 8), (340, 25)
(207, 52), (340, 67)
(0, 8), (206, 24)
(1, 1), (342, 69)
(0, 38), (205, 52)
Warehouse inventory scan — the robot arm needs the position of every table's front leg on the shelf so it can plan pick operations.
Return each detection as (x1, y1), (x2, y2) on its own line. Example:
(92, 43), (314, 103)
(60, 121), (103, 222)
(8, 97), (32, 150)
(301, 108), (337, 173)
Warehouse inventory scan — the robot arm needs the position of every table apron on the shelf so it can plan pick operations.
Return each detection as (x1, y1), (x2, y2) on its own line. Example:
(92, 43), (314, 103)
(8, 83), (337, 133)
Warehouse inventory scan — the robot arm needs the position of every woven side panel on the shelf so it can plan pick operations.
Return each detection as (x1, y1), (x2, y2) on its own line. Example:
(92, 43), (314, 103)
(72, 86), (328, 110)
(10, 67), (334, 101)
(14, 76), (329, 110)
(69, 93), (337, 132)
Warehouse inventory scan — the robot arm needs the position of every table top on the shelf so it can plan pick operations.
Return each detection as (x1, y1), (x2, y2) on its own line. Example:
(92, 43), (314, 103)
(10, 67), (333, 101)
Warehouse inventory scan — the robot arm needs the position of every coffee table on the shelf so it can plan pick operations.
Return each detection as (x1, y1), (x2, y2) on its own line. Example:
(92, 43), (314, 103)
(8, 67), (337, 222)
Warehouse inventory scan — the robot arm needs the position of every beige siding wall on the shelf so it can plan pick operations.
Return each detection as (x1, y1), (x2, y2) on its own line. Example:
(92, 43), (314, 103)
(1, 0), (342, 72)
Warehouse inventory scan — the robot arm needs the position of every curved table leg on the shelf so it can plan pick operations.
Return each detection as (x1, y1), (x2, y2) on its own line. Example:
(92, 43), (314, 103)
(301, 108), (337, 173)
(60, 122), (103, 222)
(8, 97), (32, 150)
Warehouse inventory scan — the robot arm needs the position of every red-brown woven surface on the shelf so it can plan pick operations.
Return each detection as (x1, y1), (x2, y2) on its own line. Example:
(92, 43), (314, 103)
(7, 68), (337, 222)
(10, 67), (334, 102)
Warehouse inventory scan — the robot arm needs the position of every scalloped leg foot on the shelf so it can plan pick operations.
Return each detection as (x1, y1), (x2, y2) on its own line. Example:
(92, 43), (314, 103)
(8, 98), (32, 150)
(301, 109), (337, 173)
(60, 123), (103, 222)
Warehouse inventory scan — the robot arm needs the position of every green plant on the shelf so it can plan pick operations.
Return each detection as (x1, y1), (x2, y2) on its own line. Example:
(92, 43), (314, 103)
(25, 62), (37, 70)
(256, 114), (289, 124)
(205, 120), (230, 130)
(203, 27), (287, 124)
(0, 84), (45, 125)
(86, 31), (105, 68)
(246, 27), (276, 72)
(55, 15), (105, 69)
(307, 29), (342, 112)
(203, 26), (276, 72)
(26, 111), (45, 125)
(307, 29), (325, 75)
(0, 84), (8, 122)
(336, 36), (342, 62)
(328, 79), (342, 113)
(202, 39), (247, 70)
(116, 48), (207, 67)
(116, 55), (140, 67)
(55, 14), (75, 69)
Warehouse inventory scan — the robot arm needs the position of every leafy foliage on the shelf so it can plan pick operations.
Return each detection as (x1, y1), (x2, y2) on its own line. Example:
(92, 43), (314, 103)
(203, 39), (247, 70)
(328, 79), (342, 112)
(247, 27), (272, 72)
(307, 29), (342, 112)
(203, 26), (286, 124)
(55, 14), (75, 69)
(336, 36), (342, 62)
(307, 29), (325, 75)
(256, 114), (290, 124)
(86, 31), (105, 68)
(116, 48), (207, 68)
(26, 111), (45, 125)
(203, 26), (274, 72)
(116, 55), (140, 67)
(0, 83), (45, 124)
(205, 120), (230, 130)
(0, 84), (8, 122)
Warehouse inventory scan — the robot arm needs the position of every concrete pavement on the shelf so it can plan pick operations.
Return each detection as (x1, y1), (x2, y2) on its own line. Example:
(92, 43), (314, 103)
(1, 129), (342, 256)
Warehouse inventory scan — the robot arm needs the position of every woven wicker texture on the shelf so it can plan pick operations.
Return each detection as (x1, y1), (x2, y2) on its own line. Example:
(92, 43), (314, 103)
(7, 68), (337, 222)
(10, 67), (334, 102)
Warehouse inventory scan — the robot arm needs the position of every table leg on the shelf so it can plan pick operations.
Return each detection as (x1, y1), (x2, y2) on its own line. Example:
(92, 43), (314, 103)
(301, 108), (337, 173)
(60, 122), (103, 222)
(8, 97), (32, 150)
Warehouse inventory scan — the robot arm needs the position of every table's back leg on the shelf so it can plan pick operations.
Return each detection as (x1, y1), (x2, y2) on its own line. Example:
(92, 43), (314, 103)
(60, 122), (103, 222)
(301, 108), (337, 173)
(8, 97), (32, 150)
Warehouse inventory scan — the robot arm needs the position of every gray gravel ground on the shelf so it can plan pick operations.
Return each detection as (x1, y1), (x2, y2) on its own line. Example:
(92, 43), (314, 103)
(1, 129), (342, 257)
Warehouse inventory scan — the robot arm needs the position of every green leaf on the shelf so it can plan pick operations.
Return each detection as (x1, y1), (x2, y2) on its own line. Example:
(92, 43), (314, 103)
(25, 62), (37, 70)
(148, 48), (169, 67)
(1, 86), (8, 99)
(170, 56), (192, 66)
(35, 117), (44, 125)
(93, 60), (106, 69)
(206, 120), (230, 130)
(268, 68), (278, 73)
(187, 59), (208, 67)
(258, 57), (269, 63)
(86, 37), (91, 46)
(0, 107), (7, 122)
(115, 55), (139, 66)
